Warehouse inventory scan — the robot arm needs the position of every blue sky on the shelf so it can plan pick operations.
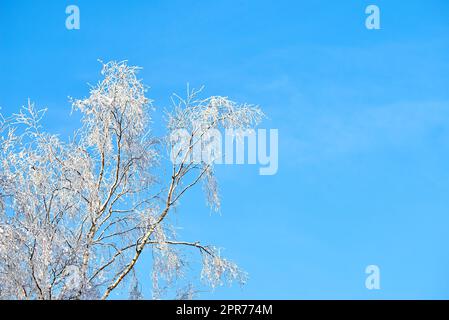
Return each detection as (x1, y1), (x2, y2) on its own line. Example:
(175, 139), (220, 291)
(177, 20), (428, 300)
(1, 0), (449, 299)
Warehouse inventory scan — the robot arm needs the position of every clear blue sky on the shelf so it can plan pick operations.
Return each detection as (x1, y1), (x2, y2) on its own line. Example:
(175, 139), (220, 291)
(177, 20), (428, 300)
(1, 0), (449, 299)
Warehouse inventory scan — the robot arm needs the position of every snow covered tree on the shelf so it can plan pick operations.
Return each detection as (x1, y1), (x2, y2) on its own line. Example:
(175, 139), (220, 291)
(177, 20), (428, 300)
(0, 61), (263, 300)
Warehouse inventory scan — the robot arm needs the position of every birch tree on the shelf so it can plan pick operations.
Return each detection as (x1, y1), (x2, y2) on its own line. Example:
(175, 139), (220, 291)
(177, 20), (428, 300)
(0, 61), (263, 300)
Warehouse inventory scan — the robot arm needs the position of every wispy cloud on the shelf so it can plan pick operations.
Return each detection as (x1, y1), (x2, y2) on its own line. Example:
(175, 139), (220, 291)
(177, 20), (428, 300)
(282, 100), (449, 164)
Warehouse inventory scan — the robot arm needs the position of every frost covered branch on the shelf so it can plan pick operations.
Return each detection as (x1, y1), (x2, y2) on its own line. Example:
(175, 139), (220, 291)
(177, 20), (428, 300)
(0, 61), (262, 300)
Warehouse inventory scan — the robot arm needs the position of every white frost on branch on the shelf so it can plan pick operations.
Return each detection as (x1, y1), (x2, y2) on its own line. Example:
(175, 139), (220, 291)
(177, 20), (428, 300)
(0, 61), (263, 300)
